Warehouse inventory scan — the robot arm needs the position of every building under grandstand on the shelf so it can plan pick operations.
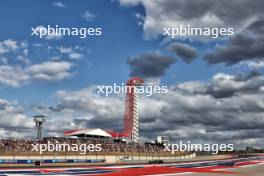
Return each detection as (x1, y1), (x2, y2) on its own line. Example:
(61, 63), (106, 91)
(63, 128), (129, 143)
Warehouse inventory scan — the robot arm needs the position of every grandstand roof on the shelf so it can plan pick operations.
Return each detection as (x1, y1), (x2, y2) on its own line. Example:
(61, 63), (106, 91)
(64, 128), (112, 137)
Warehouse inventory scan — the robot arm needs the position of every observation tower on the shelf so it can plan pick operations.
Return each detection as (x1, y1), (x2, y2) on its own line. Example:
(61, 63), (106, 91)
(124, 77), (144, 143)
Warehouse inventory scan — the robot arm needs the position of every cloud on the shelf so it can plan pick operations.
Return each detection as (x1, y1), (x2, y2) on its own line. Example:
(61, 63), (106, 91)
(119, 0), (264, 39)
(52, 1), (68, 8)
(0, 40), (78, 87)
(0, 39), (26, 56)
(41, 71), (264, 148)
(68, 53), (84, 60)
(204, 18), (264, 65)
(1, 70), (263, 147)
(167, 42), (198, 63)
(242, 61), (264, 70)
(81, 11), (95, 21)
(58, 46), (87, 60)
(0, 39), (18, 54)
(27, 61), (74, 81)
(176, 71), (264, 98)
(0, 61), (74, 87)
(59, 47), (72, 54)
(0, 65), (29, 87)
(127, 52), (175, 79)
(0, 39), (30, 65)
(0, 98), (34, 138)
(176, 81), (208, 94)
(0, 39), (80, 87)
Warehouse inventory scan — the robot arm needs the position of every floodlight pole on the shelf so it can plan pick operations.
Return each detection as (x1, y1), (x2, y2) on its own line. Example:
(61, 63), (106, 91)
(33, 115), (46, 140)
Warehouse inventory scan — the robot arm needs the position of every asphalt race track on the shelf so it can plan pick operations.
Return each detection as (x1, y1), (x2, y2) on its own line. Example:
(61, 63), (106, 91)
(0, 155), (263, 176)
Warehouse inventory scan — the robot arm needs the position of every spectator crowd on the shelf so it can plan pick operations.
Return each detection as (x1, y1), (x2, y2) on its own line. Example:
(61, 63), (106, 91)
(0, 137), (181, 156)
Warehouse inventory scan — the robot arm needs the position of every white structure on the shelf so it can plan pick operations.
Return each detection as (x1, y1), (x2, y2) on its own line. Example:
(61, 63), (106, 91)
(132, 87), (139, 142)
(156, 136), (169, 144)
(64, 128), (112, 138)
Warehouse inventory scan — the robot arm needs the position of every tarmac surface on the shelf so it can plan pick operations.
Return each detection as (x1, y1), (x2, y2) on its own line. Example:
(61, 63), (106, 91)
(0, 155), (263, 175)
(182, 163), (264, 176)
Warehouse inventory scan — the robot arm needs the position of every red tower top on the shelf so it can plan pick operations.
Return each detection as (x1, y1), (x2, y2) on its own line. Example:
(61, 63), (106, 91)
(126, 77), (144, 86)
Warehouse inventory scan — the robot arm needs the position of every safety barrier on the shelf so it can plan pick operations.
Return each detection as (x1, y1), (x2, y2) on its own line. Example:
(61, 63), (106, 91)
(0, 159), (105, 164)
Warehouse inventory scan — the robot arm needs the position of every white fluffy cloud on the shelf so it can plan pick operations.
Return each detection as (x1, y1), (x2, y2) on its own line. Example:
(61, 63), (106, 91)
(0, 39), (77, 87)
(58, 46), (86, 60)
(68, 53), (84, 60)
(27, 61), (73, 81)
(0, 39), (29, 64)
(0, 65), (29, 87)
(52, 1), (68, 8)
(0, 61), (73, 87)
(0, 39), (28, 56)
(0, 39), (19, 54)
(0, 98), (34, 138)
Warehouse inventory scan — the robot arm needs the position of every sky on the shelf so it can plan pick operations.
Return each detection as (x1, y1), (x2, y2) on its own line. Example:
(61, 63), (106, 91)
(0, 0), (264, 149)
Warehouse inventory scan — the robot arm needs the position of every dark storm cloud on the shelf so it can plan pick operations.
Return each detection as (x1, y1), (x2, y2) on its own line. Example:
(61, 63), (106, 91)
(167, 42), (198, 63)
(204, 18), (264, 65)
(120, 0), (264, 39)
(163, 0), (264, 24)
(127, 52), (175, 78)
(177, 71), (264, 98)
(234, 70), (261, 81)
(207, 71), (264, 98)
(120, 0), (264, 64)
